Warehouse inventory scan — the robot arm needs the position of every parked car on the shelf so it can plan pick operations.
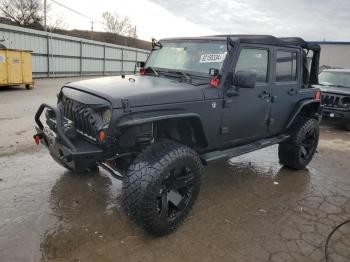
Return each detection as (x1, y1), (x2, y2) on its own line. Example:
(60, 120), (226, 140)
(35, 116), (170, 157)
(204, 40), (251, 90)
(316, 69), (350, 130)
(34, 35), (322, 236)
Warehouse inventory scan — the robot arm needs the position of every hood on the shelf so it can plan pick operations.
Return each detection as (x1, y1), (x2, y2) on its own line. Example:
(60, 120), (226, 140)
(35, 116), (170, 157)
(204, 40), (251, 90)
(64, 75), (206, 108)
(313, 84), (350, 96)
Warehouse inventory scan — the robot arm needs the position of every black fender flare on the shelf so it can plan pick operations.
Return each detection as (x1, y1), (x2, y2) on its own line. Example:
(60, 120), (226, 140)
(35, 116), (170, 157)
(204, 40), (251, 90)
(115, 109), (209, 146)
(285, 99), (323, 129)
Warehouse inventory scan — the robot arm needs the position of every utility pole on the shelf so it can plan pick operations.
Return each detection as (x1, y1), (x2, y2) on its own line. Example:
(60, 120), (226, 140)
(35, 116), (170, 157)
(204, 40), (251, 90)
(44, 0), (47, 31)
(90, 21), (94, 31)
(90, 21), (94, 40)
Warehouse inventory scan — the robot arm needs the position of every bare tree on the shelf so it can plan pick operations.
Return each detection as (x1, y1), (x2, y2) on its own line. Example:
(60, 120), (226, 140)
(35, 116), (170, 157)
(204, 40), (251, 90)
(0, 0), (43, 28)
(47, 14), (65, 31)
(46, 4), (65, 31)
(102, 11), (137, 38)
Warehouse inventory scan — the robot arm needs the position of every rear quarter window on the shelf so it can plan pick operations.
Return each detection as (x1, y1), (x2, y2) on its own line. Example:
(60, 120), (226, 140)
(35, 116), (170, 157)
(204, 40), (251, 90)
(276, 51), (298, 82)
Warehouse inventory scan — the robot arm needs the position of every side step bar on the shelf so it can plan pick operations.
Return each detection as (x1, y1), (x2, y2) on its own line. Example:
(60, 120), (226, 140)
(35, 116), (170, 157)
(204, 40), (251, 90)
(200, 134), (289, 163)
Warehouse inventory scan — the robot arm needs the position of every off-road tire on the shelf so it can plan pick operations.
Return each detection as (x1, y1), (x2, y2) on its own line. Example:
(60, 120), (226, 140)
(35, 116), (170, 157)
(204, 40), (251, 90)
(278, 116), (319, 170)
(122, 139), (202, 236)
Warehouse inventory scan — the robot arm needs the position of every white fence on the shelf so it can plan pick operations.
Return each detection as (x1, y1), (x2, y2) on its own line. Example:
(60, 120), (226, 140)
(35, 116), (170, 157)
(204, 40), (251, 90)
(0, 23), (149, 78)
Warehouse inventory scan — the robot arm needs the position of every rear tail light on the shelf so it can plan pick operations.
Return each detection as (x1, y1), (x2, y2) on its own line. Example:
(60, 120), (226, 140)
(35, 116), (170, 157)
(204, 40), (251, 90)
(315, 90), (321, 101)
(139, 68), (145, 75)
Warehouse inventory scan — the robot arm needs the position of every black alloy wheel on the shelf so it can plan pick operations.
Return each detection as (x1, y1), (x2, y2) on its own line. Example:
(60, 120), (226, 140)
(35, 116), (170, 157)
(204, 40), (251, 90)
(155, 165), (194, 223)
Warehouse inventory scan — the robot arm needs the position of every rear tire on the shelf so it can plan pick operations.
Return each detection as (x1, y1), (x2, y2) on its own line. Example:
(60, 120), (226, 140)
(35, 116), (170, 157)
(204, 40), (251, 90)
(122, 140), (202, 236)
(278, 116), (319, 170)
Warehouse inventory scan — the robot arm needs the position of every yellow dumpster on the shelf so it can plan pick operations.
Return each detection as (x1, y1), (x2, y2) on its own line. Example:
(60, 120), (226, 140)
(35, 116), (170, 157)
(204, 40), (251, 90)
(0, 49), (34, 90)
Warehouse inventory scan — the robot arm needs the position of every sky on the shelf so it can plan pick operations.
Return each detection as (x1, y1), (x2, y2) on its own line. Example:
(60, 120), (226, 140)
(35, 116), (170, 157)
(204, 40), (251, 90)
(48, 0), (350, 41)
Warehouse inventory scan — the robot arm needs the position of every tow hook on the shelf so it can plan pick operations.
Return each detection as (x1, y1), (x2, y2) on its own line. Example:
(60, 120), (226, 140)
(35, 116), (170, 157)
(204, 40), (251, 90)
(33, 133), (43, 145)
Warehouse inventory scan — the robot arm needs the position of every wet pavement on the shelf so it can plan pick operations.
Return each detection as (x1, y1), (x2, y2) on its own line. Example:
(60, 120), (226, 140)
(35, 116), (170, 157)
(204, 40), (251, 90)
(0, 125), (349, 262)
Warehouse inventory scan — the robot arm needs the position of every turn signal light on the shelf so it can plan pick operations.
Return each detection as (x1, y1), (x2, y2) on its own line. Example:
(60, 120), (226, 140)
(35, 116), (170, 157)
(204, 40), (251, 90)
(139, 68), (145, 75)
(210, 76), (220, 88)
(98, 130), (106, 142)
(315, 90), (321, 101)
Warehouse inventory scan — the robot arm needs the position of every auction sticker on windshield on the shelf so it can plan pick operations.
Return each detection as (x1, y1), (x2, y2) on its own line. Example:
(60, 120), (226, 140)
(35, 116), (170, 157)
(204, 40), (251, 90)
(199, 53), (226, 63)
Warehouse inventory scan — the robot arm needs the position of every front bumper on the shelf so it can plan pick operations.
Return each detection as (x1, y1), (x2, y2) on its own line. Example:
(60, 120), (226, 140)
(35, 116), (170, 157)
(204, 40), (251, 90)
(322, 107), (350, 123)
(34, 103), (105, 172)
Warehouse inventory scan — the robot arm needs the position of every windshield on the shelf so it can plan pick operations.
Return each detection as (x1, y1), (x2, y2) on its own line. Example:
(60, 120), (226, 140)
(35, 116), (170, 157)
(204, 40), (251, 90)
(146, 40), (227, 75)
(319, 71), (350, 88)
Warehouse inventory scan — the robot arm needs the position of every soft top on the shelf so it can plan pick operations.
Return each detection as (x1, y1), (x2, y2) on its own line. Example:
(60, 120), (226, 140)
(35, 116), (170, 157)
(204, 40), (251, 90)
(160, 35), (320, 51)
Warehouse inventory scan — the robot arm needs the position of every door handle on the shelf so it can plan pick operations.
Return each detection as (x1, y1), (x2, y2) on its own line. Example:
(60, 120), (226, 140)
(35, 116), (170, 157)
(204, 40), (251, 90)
(259, 91), (270, 100)
(271, 95), (278, 102)
(287, 88), (298, 95)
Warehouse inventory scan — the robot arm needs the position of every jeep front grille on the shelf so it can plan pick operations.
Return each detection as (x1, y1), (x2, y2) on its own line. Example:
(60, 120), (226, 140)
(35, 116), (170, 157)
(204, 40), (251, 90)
(321, 93), (348, 108)
(63, 98), (98, 139)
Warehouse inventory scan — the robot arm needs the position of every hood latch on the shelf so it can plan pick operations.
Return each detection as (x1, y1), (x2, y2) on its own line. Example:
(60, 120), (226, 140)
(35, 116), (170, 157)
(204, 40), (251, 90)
(121, 98), (131, 113)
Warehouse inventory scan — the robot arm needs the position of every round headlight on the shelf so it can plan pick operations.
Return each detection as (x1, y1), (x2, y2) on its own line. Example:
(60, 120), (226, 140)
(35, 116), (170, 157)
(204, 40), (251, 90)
(102, 109), (112, 125)
(341, 97), (350, 108)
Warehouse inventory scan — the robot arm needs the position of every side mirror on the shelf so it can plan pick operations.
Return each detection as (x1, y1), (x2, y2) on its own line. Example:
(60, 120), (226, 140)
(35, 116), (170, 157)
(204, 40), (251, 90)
(209, 68), (219, 77)
(233, 70), (257, 89)
(137, 61), (145, 68)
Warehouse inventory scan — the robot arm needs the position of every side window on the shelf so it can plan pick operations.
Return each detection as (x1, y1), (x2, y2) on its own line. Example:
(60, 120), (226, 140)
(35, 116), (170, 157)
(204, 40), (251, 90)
(235, 48), (268, 82)
(276, 51), (298, 82)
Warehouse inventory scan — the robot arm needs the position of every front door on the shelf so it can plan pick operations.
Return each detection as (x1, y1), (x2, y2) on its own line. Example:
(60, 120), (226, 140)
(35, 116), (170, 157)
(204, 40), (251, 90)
(221, 45), (272, 145)
(269, 48), (301, 134)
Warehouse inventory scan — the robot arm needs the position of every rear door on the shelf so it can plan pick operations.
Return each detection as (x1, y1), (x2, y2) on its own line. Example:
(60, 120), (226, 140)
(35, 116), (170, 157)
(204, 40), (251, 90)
(269, 48), (301, 134)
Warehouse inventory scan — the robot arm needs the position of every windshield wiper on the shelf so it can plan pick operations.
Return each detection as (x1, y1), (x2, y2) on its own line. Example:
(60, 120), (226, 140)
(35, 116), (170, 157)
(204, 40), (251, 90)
(146, 67), (159, 76)
(167, 70), (192, 82)
(328, 84), (346, 88)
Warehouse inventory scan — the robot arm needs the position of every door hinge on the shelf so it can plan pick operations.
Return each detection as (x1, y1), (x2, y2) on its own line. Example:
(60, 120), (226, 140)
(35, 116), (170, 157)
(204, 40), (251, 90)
(121, 98), (131, 112)
(267, 118), (275, 126)
(220, 126), (230, 134)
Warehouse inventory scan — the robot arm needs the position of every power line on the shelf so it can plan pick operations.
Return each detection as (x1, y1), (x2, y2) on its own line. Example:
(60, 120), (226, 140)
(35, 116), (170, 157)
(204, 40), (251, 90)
(49, 0), (104, 26)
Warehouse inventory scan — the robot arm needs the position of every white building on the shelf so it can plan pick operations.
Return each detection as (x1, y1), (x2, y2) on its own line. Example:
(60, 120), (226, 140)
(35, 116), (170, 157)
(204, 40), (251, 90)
(315, 42), (350, 69)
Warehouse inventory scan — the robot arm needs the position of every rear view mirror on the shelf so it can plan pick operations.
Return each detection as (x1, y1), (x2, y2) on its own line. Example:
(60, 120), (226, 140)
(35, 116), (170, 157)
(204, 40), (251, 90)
(234, 71), (256, 88)
(137, 61), (145, 68)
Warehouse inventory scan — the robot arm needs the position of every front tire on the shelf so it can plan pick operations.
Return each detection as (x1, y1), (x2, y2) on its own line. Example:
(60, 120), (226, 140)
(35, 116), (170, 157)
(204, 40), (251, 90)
(122, 140), (202, 236)
(278, 116), (319, 170)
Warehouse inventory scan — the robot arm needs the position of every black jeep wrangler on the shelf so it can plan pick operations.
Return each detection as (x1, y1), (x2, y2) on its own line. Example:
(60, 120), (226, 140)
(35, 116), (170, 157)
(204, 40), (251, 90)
(34, 35), (322, 236)
(316, 69), (350, 130)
